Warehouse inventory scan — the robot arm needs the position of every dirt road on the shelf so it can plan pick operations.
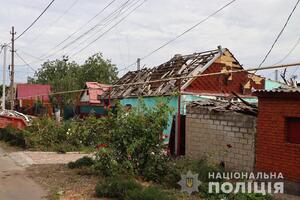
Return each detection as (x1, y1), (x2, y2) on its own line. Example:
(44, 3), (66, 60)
(0, 147), (46, 200)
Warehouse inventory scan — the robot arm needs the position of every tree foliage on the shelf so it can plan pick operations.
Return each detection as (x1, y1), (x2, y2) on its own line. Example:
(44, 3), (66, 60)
(28, 53), (118, 107)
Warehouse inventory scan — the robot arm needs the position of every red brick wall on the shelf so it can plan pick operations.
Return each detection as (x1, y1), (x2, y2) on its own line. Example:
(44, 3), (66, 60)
(256, 96), (300, 182)
(185, 63), (265, 95)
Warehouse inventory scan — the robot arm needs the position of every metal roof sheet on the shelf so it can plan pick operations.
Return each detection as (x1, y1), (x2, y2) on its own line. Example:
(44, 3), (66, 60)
(85, 82), (110, 104)
(254, 86), (300, 94)
(16, 84), (51, 101)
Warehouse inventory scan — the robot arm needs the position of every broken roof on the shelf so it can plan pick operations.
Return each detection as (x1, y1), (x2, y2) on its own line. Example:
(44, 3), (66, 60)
(110, 48), (229, 98)
(81, 82), (110, 104)
(187, 99), (258, 116)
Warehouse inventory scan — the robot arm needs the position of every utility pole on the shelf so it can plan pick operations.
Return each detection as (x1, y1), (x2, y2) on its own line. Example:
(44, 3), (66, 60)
(137, 58), (141, 96)
(275, 70), (278, 82)
(10, 26), (16, 110)
(2, 44), (7, 110)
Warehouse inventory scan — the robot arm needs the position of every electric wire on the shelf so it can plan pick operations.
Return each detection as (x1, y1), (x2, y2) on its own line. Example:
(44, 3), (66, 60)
(257, 0), (300, 70)
(118, 0), (237, 72)
(14, 62), (300, 100)
(14, 0), (56, 41)
(15, 51), (37, 72)
(29, 0), (80, 44)
(36, 0), (117, 60)
(65, 0), (141, 57)
(70, 0), (147, 58)
(50, 0), (135, 59)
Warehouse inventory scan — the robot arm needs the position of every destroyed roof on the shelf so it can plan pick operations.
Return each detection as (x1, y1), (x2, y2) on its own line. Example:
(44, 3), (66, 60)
(187, 99), (258, 116)
(110, 48), (227, 98)
(81, 82), (110, 104)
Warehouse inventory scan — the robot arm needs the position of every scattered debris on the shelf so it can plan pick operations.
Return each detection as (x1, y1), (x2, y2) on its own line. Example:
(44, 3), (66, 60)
(188, 99), (258, 116)
(0, 110), (32, 123)
(110, 49), (223, 98)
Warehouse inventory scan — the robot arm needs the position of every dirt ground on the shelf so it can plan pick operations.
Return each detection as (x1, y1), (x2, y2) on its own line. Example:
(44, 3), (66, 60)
(24, 164), (198, 200)
(25, 164), (101, 200)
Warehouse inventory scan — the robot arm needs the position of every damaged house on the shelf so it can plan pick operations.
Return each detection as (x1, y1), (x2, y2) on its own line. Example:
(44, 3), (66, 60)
(105, 47), (265, 154)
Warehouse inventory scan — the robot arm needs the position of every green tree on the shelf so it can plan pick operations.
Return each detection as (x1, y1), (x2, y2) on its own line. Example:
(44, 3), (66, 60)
(28, 56), (81, 107)
(78, 53), (118, 86)
(28, 53), (118, 108)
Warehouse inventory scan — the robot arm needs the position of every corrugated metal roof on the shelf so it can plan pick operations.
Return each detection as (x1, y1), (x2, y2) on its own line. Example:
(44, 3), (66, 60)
(85, 82), (110, 104)
(16, 84), (51, 101)
(254, 86), (300, 94)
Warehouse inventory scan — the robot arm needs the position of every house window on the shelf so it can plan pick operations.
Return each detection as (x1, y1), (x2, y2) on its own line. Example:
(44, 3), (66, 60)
(286, 117), (300, 144)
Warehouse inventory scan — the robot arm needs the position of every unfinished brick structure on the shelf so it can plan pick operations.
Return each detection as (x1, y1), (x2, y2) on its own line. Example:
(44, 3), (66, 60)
(186, 101), (257, 171)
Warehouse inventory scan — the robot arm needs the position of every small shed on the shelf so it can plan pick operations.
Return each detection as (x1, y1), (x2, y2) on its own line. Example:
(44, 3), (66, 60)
(186, 100), (257, 171)
(77, 82), (110, 117)
(15, 84), (52, 116)
(254, 87), (300, 194)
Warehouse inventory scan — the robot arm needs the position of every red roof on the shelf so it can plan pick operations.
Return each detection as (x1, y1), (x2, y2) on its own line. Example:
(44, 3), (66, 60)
(16, 84), (51, 101)
(84, 82), (110, 104)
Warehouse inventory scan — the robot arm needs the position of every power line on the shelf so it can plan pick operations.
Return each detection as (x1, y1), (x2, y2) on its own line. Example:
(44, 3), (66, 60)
(66, 0), (140, 56)
(274, 36), (300, 65)
(36, 0), (117, 60)
(11, 0), (132, 67)
(29, 0), (80, 44)
(15, 0), (56, 41)
(257, 0), (300, 69)
(15, 51), (37, 72)
(119, 0), (237, 72)
(70, 0), (147, 58)
(51, 0), (134, 58)
(14, 61), (300, 99)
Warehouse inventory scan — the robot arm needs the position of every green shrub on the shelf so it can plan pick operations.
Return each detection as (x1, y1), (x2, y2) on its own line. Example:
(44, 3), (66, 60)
(159, 158), (224, 188)
(0, 126), (27, 148)
(142, 153), (169, 183)
(95, 177), (142, 199)
(23, 116), (107, 152)
(93, 100), (173, 178)
(125, 186), (172, 200)
(93, 147), (123, 176)
(68, 156), (94, 169)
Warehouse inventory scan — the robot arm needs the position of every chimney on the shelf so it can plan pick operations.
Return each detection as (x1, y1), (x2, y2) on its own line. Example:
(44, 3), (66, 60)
(217, 45), (224, 54)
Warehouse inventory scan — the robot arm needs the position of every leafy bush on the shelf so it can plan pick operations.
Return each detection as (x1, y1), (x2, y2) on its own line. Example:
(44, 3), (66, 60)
(157, 157), (224, 188)
(0, 126), (28, 148)
(67, 156), (94, 169)
(95, 177), (142, 199)
(92, 100), (173, 177)
(125, 186), (173, 200)
(21, 116), (107, 152)
(142, 152), (169, 183)
(93, 146), (122, 176)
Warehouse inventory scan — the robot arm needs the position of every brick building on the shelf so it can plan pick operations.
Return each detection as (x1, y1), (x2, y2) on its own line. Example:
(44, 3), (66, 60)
(106, 47), (265, 154)
(254, 87), (300, 193)
(186, 100), (257, 171)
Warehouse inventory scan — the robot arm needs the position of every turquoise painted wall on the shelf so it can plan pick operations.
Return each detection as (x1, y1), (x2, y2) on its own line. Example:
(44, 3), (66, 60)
(265, 79), (283, 90)
(120, 96), (178, 136)
(120, 94), (207, 136)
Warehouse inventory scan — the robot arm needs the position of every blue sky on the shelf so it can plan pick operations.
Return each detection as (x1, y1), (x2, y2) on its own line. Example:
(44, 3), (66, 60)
(0, 0), (300, 83)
